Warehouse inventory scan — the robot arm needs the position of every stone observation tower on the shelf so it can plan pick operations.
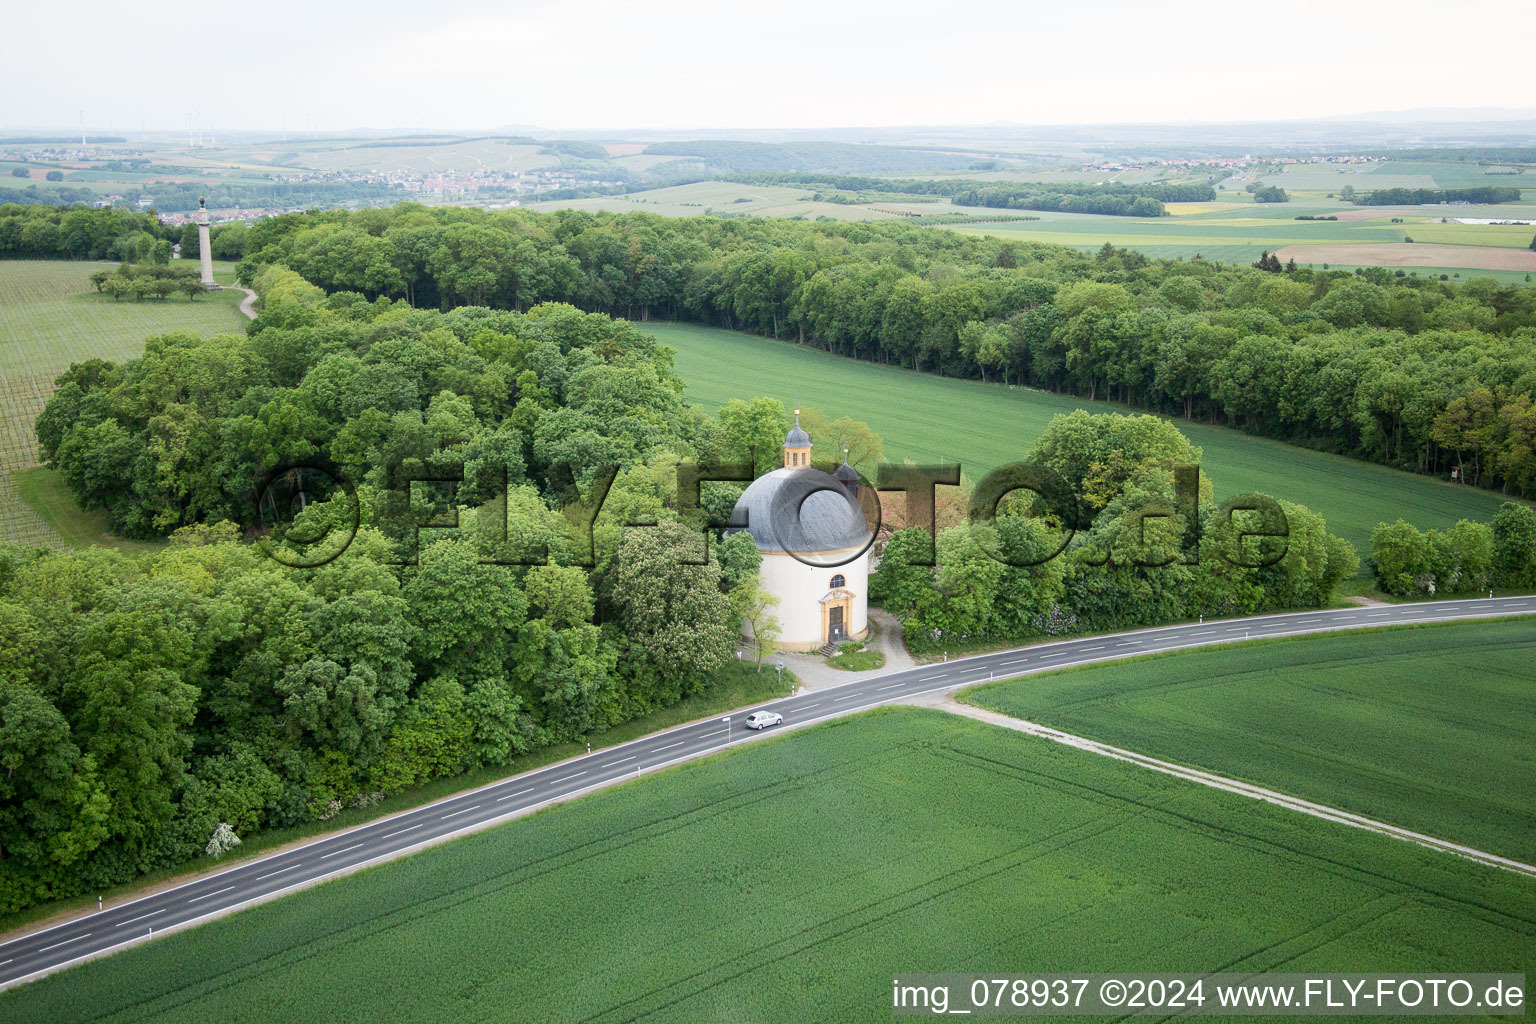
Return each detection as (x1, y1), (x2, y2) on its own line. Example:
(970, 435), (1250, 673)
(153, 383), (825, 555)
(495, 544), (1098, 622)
(194, 197), (215, 287)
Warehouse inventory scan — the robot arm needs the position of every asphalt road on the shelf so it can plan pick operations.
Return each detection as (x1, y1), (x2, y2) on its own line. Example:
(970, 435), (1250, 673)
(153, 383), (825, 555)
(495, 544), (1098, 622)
(2, 595), (1533, 990)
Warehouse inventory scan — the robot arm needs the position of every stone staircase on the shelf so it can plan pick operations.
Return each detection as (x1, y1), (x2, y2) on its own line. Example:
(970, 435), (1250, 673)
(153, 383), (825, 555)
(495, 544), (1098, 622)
(817, 642), (839, 657)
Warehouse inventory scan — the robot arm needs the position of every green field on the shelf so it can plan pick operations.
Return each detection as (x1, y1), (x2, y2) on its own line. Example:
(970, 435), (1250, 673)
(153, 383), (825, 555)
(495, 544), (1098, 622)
(529, 181), (1015, 224)
(962, 621), (1536, 862)
(530, 178), (1536, 272)
(3, 707), (1532, 1023)
(648, 321), (1512, 561)
(0, 259), (246, 546)
(1245, 160), (1535, 194)
(944, 200), (1536, 267)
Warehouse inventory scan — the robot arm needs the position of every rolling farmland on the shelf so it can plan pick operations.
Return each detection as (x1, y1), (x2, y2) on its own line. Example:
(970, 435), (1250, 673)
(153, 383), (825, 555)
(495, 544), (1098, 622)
(529, 177), (1536, 273)
(0, 260), (245, 546)
(648, 321), (1512, 561)
(962, 621), (1536, 862)
(2, 707), (1531, 1023)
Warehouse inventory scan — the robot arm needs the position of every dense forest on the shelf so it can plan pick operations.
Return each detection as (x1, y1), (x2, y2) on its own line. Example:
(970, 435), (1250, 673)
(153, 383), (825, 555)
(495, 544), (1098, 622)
(873, 410), (1360, 651)
(6, 298), (776, 913)
(1352, 186), (1524, 206)
(0, 203), (249, 261)
(167, 203), (1536, 499)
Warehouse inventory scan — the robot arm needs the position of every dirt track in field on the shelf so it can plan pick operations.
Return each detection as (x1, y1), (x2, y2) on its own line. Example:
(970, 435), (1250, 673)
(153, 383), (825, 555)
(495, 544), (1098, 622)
(1275, 242), (1536, 271)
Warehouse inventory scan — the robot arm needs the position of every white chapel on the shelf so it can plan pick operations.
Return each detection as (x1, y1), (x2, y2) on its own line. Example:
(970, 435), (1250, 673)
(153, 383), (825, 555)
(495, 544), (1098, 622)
(727, 413), (873, 651)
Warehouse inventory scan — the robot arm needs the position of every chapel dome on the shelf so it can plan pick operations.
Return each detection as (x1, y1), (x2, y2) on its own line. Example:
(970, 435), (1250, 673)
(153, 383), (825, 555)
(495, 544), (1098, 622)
(727, 467), (871, 556)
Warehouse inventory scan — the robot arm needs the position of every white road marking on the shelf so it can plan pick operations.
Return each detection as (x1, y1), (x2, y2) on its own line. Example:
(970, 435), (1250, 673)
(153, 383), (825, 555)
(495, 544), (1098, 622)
(999, 659), (1030, 667)
(381, 824), (423, 839)
(1082, 645), (1106, 652)
(186, 886), (235, 903)
(440, 805), (481, 819)
(834, 693), (864, 702)
(320, 843), (364, 860)
(1117, 641), (1139, 647)
(605, 756), (636, 766)
(552, 773), (587, 784)
(256, 865), (300, 881)
(38, 935), (88, 952)
(797, 703), (820, 710)
(653, 740), (685, 752)
(1189, 631), (1216, 637)
(496, 787), (535, 802)
(877, 683), (905, 691)
(115, 910), (165, 927)
(920, 674), (948, 681)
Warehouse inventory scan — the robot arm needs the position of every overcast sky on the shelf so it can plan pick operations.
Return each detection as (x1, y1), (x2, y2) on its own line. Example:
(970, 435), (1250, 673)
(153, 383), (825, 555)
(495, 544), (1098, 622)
(5, 0), (1532, 133)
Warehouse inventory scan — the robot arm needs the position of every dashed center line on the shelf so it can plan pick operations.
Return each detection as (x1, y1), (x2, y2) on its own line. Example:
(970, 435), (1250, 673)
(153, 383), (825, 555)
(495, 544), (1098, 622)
(320, 842), (364, 860)
(187, 885), (235, 903)
(834, 693), (864, 702)
(116, 909), (166, 927)
(920, 674), (948, 682)
(496, 787), (535, 802)
(798, 702), (820, 711)
(1082, 645), (1106, 652)
(605, 756), (636, 767)
(877, 683), (904, 691)
(653, 740), (685, 752)
(381, 824), (423, 839)
(38, 934), (88, 952)
(256, 865), (300, 881)
(440, 804), (481, 819)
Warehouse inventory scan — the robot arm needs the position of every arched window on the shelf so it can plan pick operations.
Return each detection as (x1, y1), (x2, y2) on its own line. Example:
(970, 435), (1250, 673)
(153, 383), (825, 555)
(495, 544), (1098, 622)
(829, 574), (846, 589)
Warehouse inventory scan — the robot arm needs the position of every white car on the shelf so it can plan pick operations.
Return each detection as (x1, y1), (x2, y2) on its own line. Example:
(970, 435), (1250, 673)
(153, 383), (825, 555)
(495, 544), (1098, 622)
(744, 711), (783, 730)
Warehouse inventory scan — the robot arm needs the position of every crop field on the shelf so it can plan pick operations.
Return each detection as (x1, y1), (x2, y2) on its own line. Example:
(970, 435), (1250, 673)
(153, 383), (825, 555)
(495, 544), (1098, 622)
(1275, 242), (1536, 273)
(649, 321), (1511, 561)
(944, 200), (1536, 267)
(962, 621), (1536, 863)
(0, 260), (245, 546)
(529, 178), (1536, 272)
(529, 181), (1001, 223)
(3, 707), (1531, 1024)
(1242, 161), (1536, 194)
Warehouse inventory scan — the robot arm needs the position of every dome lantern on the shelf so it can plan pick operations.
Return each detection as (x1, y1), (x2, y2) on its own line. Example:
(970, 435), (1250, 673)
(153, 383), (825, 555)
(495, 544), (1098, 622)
(782, 408), (811, 468)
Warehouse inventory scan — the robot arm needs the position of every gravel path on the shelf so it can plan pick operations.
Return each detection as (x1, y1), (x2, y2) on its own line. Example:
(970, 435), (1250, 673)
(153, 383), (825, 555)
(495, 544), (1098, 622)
(761, 607), (917, 693)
